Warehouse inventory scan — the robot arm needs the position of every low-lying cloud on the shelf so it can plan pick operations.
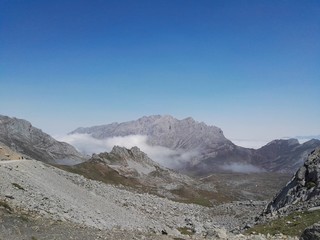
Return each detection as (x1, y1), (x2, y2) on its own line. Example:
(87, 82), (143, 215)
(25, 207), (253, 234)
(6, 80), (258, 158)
(221, 163), (264, 173)
(57, 134), (198, 169)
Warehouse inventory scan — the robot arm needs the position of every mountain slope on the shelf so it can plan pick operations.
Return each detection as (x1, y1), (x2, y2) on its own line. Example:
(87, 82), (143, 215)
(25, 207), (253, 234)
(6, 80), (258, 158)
(249, 148), (320, 238)
(256, 139), (320, 172)
(0, 115), (85, 164)
(60, 146), (216, 205)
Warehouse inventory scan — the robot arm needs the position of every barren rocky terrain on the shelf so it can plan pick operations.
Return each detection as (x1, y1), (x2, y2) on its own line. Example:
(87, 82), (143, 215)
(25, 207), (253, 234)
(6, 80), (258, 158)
(0, 159), (297, 239)
(0, 115), (318, 239)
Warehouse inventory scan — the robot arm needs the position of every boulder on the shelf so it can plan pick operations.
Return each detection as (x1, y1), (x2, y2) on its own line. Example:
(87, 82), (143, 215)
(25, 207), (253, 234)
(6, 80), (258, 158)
(300, 222), (320, 240)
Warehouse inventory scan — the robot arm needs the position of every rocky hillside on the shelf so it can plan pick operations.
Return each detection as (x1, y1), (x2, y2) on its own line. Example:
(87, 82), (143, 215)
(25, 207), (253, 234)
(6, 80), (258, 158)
(249, 148), (320, 238)
(0, 115), (85, 164)
(263, 147), (320, 216)
(69, 115), (320, 175)
(60, 146), (216, 204)
(0, 159), (298, 240)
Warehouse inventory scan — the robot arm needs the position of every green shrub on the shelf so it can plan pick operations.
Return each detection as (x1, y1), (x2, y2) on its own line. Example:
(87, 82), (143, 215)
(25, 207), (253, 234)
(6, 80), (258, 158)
(177, 227), (195, 236)
(12, 182), (25, 190)
(306, 181), (316, 189)
(246, 210), (320, 236)
(0, 200), (12, 212)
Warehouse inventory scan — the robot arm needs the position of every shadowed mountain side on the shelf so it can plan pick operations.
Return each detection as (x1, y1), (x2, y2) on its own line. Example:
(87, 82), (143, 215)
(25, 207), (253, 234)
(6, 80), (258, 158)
(186, 139), (320, 176)
(256, 139), (320, 172)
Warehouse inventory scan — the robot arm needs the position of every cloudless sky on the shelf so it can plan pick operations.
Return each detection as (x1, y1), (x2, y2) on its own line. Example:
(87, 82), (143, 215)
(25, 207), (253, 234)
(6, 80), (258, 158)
(1, 0), (320, 145)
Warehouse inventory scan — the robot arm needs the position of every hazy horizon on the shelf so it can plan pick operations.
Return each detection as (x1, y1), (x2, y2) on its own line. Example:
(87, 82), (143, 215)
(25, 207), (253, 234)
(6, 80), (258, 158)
(1, 1), (319, 147)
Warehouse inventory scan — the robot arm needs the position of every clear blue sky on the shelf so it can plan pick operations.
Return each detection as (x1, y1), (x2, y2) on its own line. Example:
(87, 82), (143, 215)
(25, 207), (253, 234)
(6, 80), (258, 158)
(1, 0), (319, 142)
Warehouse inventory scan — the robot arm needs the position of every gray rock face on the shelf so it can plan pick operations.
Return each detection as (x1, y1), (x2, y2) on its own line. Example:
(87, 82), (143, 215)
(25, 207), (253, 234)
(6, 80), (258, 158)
(300, 222), (320, 240)
(264, 148), (320, 216)
(95, 146), (158, 168)
(71, 115), (228, 151)
(0, 115), (85, 164)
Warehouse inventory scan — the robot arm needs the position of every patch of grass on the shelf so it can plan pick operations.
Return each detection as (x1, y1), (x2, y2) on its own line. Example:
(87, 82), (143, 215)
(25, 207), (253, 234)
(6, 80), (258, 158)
(56, 162), (141, 188)
(246, 209), (320, 237)
(306, 181), (316, 189)
(0, 200), (13, 212)
(31, 237), (38, 240)
(19, 214), (29, 222)
(12, 182), (25, 190)
(170, 187), (213, 207)
(175, 196), (212, 207)
(177, 227), (195, 236)
(58, 162), (216, 207)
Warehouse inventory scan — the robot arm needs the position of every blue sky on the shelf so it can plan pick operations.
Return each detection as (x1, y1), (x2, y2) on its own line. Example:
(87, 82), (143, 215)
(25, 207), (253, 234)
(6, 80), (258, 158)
(1, 0), (319, 144)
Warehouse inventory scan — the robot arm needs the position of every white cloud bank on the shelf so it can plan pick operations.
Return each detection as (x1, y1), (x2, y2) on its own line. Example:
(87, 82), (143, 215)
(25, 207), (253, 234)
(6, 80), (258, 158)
(221, 163), (264, 173)
(57, 134), (198, 169)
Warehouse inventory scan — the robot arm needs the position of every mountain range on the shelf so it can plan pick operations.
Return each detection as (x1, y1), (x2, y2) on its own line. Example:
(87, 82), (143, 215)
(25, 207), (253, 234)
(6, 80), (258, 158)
(70, 115), (320, 175)
(1, 114), (319, 176)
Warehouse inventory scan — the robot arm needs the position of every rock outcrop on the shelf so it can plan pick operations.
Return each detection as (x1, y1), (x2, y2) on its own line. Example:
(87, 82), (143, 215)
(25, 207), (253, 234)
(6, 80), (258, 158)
(300, 222), (320, 240)
(263, 148), (320, 216)
(0, 115), (85, 164)
(70, 146), (201, 201)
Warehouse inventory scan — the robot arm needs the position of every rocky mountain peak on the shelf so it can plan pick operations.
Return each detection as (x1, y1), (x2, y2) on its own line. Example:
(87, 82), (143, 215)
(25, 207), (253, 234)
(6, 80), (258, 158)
(92, 146), (158, 169)
(110, 145), (153, 164)
(70, 115), (227, 151)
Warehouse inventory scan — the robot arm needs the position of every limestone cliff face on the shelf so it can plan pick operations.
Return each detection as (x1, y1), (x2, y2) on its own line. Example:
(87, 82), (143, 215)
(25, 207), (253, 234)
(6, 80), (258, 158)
(0, 115), (85, 164)
(264, 147), (320, 216)
(71, 115), (228, 151)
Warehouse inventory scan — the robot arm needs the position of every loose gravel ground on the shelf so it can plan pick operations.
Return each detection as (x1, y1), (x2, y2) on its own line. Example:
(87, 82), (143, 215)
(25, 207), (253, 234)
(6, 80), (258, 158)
(0, 160), (298, 240)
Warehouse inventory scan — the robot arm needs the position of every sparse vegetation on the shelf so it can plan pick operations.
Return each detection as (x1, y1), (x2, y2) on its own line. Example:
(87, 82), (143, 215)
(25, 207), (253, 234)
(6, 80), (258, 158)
(177, 227), (195, 236)
(57, 162), (215, 207)
(306, 181), (316, 189)
(12, 182), (25, 190)
(246, 209), (320, 237)
(20, 214), (29, 222)
(0, 200), (13, 212)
